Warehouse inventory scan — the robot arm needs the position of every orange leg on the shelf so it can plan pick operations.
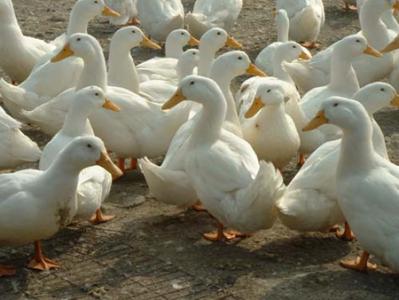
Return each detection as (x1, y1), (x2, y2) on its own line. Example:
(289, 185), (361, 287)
(340, 251), (377, 272)
(297, 153), (305, 167)
(301, 41), (320, 49)
(118, 158), (126, 173)
(90, 208), (115, 225)
(127, 17), (140, 26)
(27, 241), (59, 271)
(335, 222), (355, 241)
(0, 265), (16, 277)
(203, 222), (251, 242)
(192, 201), (207, 212)
(130, 158), (137, 170)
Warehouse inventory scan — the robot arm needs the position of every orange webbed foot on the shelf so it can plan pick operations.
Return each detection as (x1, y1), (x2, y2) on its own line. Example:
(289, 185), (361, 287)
(192, 201), (207, 212)
(340, 251), (377, 272)
(301, 41), (320, 50)
(90, 208), (115, 225)
(335, 222), (355, 241)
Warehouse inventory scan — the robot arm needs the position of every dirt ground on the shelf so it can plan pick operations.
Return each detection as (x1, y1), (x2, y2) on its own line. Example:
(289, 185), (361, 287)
(1, 0), (399, 299)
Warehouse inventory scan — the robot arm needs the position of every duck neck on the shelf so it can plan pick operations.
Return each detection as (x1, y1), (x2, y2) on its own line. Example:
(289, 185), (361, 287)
(190, 94), (226, 146)
(338, 119), (375, 176)
(108, 41), (139, 93)
(273, 55), (295, 85)
(198, 44), (217, 76)
(177, 61), (195, 82)
(165, 39), (183, 58)
(66, 6), (91, 36)
(329, 51), (359, 92)
(209, 68), (241, 128)
(277, 16), (289, 42)
(0, 2), (23, 37)
(62, 102), (94, 136)
(360, 3), (390, 47)
(77, 45), (108, 91)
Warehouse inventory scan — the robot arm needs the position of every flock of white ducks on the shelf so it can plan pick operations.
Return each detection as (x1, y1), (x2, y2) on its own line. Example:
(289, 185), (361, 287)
(1, 0), (399, 278)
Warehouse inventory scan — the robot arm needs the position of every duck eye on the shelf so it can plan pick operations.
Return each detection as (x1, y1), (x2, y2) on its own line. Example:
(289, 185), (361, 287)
(292, 45), (297, 48)
(380, 88), (385, 92)
(132, 30), (136, 34)
(77, 37), (81, 42)
(217, 32), (221, 36)
(87, 143), (92, 148)
(356, 39), (360, 43)
(94, 0), (98, 3)
(95, 92), (99, 96)
(267, 89), (271, 93)
(181, 32), (185, 36)
(238, 56), (242, 60)
(190, 81), (195, 85)
(333, 103), (339, 107)
(192, 52), (196, 55)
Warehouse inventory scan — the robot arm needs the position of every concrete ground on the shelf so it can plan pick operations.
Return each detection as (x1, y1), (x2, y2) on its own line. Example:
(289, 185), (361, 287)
(1, 0), (399, 299)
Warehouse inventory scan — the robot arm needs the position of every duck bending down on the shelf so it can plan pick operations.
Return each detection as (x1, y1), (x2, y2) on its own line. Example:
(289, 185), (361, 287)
(0, 0), (120, 119)
(39, 86), (122, 224)
(277, 82), (396, 237)
(160, 75), (285, 241)
(22, 33), (191, 173)
(276, 0), (325, 49)
(185, 0), (243, 39)
(0, 106), (41, 170)
(304, 97), (399, 273)
(255, 9), (311, 75)
(139, 52), (265, 223)
(136, 0), (184, 41)
(0, 136), (119, 277)
(284, 0), (398, 93)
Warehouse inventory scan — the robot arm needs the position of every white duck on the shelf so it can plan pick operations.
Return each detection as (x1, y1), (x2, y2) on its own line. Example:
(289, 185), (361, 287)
(23, 33), (191, 172)
(0, 136), (119, 276)
(0, 106), (41, 170)
(284, 0), (398, 93)
(255, 9), (312, 75)
(137, 27), (241, 83)
(298, 34), (383, 142)
(357, 0), (399, 32)
(185, 0), (243, 39)
(107, 26), (179, 102)
(161, 75), (285, 241)
(0, 0), (54, 83)
(105, 0), (139, 25)
(304, 97), (399, 273)
(139, 51), (265, 210)
(242, 82), (300, 171)
(136, 0), (184, 41)
(277, 82), (397, 236)
(276, 0), (325, 49)
(0, 0), (120, 119)
(132, 29), (199, 85)
(39, 86), (122, 224)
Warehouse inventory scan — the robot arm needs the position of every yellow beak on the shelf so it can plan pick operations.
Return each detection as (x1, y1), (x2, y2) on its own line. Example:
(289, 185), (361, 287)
(298, 51), (311, 60)
(391, 94), (399, 107)
(188, 35), (200, 47)
(393, 1), (399, 11)
(103, 99), (121, 112)
(225, 36), (243, 49)
(96, 151), (123, 180)
(51, 44), (74, 63)
(102, 6), (121, 17)
(162, 89), (186, 110)
(140, 36), (162, 50)
(303, 110), (329, 131)
(363, 45), (383, 57)
(245, 97), (265, 118)
(380, 36), (399, 53)
(246, 64), (267, 77)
